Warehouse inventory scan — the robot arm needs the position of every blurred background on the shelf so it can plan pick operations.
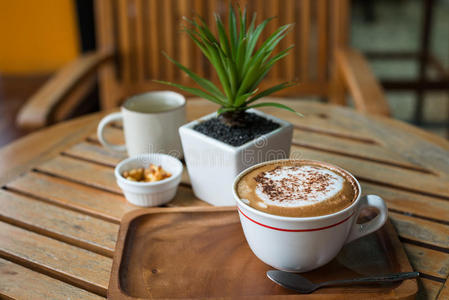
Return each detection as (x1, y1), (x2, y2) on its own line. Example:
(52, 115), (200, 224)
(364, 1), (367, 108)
(0, 0), (448, 147)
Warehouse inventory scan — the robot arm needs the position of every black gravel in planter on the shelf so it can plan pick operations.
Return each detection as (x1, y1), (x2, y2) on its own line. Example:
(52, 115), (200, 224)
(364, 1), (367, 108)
(193, 112), (280, 147)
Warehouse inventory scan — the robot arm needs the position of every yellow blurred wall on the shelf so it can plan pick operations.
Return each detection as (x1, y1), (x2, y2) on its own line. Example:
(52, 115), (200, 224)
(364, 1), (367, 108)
(0, 0), (80, 74)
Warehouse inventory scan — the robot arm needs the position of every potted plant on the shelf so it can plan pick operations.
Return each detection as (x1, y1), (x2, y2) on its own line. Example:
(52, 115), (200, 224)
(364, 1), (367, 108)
(157, 6), (299, 206)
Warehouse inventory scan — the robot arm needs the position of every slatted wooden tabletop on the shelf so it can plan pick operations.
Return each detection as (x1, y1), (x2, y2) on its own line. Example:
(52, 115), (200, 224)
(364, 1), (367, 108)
(1, 98), (449, 299)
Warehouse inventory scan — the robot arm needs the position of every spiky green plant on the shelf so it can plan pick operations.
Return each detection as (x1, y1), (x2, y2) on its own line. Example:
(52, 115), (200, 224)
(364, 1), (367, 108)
(156, 5), (300, 124)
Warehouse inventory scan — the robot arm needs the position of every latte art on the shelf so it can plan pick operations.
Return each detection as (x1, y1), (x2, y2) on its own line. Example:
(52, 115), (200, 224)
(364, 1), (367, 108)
(254, 166), (344, 207)
(237, 161), (358, 217)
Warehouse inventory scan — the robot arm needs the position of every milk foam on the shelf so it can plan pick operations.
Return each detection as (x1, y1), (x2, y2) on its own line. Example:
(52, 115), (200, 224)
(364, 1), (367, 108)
(255, 165), (344, 207)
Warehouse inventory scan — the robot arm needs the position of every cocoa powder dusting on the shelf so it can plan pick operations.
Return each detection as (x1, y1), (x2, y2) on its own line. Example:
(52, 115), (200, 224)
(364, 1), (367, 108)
(253, 166), (338, 202)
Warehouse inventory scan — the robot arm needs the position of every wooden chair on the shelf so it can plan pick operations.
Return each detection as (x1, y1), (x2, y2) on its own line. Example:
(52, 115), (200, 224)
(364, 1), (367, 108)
(17, 0), (390, 130)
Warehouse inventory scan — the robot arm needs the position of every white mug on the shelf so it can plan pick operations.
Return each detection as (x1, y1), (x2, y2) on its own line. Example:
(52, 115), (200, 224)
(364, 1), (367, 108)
(97, 91), (186, 157)
(232, 159), (388, 272)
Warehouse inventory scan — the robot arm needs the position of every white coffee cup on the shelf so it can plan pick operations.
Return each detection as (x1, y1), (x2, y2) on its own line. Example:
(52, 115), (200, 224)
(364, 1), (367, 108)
(97, 91), (186, 157)
(232, 159), (388, 272)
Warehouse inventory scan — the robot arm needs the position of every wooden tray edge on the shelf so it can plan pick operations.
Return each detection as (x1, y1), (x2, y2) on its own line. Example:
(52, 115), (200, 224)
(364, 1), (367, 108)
(379, 219), (419, 299)
(107, 208), (418, 299)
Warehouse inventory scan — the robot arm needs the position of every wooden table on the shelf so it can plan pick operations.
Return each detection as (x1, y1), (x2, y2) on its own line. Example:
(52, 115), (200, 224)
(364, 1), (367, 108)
(1, 99), (449, 299)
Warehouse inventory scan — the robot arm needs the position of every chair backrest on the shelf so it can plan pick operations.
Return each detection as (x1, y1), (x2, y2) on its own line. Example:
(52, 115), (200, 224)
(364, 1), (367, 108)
(95, 0), (349, 109)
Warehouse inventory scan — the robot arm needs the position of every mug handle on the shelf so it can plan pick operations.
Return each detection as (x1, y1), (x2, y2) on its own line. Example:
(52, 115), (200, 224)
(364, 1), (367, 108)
(345, 195), (388, 244)
(97, 112), (127, 152)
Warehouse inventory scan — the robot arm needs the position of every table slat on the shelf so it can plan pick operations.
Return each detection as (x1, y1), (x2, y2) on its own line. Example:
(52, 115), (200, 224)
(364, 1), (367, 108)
(293, 129), (429, 172)
(0, 189), (118, 256)
(254, 103), (390, 144)
(390, 212), (449, 250)
(363, 183), (449, 224)
(438, 278), (449, 299)
(65, 140), (193, 187)
(87, 127), (124, 145)
(34, 156), (205, 206)
(272, 101), (449, 173)
(6, 172), (133, 222)
(0, 221), (111, 296)
(419, 278), (443, 300)
(64, 142), (126, 167)
(0, 257), (104, 300)
(166, 186), (209, 207)
(291, 146), (449, 199)
(403, 243), (449, 280)
(0, 112), (103, 187)
(36, 155), (121, 194)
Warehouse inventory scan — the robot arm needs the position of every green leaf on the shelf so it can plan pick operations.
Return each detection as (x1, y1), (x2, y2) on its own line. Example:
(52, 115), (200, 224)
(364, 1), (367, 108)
(197, 24), (218, 45)
(182, 26), (232, 102)
(216, 45), (237, 98)
(217, 106), (234, 114)
(238, 5), (247, 42)
(243, 17), (274, 74)
(246, 17), (274, 54)
(252, 24), (293, 62)
(208, 44), (233, 103)
(240, 25), (291, 84)
(265, 45), (294, 66)
(247, 12), (257, 35)
(184, 16), (217, 44)
(247, 68), (271, 93)
(235, 37), (247, 76)
(183, 28), (211, 59)
(244, 102), (303, 117)
(236, 53), (266, 96)
(184, 32), (231, 103)
(162, 52), (226, 102)
(264, 24), (293, 48)
(154, 80), (227, 106)
(229, 4), (238, 59)
(247, 45), (294, 91)
(215, 14), (231, 56)
(234, 88), (258, 107)
(246, 82), (297, 105)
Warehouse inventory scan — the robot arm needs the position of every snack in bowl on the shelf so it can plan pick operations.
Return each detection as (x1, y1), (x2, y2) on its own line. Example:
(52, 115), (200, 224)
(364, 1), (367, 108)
(115, 154), (183, 207)
(122, 164), (171, 182)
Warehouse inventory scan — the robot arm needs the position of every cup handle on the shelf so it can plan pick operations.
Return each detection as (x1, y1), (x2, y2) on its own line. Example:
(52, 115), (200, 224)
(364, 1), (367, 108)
(97, 112), (127, 152)
(345, 195), (388, 244)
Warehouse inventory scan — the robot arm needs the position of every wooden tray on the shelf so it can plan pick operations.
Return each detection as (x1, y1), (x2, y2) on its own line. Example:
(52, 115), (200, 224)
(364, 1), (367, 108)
(108, 207), (417, 299)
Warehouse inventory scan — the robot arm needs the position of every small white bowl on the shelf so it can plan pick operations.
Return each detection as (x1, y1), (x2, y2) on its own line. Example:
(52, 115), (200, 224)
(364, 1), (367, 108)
(115, 153), (183, 206)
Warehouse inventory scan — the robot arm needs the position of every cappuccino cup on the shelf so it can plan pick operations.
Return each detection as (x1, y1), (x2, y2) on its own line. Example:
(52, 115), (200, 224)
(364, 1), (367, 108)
(233, 159), (388, 272)
(97, 91), (186, 157)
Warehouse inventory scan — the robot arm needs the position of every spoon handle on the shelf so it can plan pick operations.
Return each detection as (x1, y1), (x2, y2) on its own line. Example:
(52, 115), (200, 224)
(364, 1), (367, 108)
(319, 272), (419, 288)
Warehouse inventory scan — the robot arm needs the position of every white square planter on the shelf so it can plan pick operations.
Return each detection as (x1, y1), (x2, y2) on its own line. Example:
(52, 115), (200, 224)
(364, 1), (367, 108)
(179, 109), (293, 206)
